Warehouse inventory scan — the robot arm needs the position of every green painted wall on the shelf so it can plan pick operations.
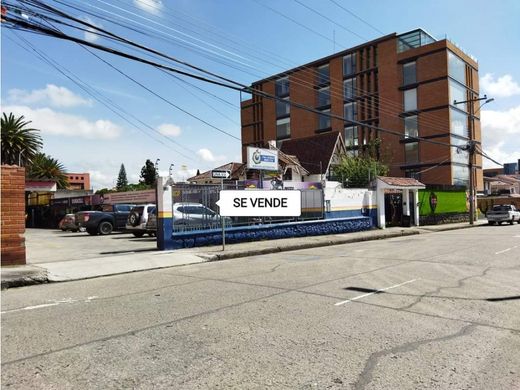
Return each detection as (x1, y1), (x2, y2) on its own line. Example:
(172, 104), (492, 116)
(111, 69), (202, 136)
(418, 190), (468, 216)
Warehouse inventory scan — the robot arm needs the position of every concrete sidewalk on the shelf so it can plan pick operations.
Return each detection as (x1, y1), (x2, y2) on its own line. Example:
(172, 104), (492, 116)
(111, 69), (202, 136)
(1, 221), (486, 289)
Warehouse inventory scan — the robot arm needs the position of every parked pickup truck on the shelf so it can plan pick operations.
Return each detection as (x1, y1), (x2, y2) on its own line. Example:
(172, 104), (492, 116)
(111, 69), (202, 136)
(486, 204), (520, 225)
(76, 204), (135, 235)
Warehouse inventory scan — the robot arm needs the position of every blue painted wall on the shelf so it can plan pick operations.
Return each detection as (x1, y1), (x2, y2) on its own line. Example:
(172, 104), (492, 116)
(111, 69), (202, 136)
(170, 217), (372, 249)
(325, 208), (377, 226)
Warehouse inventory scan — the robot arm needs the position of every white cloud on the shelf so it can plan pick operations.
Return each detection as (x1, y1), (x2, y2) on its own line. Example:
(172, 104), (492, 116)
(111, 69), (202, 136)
(196, 148), (227, 163)
(480, 74), (520, 98)
(157, 123), (181, 137)
(8, 84), (92, 108)
(133, 0), (162, 15)
(4, 105), (122, 140)
(481, 105), (520, 167)
(89, 170), (113, 189)
(83, 17), (102, 43)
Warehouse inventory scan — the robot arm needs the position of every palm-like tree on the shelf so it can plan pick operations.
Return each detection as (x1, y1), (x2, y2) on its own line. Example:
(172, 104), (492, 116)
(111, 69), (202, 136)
(27, 153), (69, 189)
(1, 113), (43, 166)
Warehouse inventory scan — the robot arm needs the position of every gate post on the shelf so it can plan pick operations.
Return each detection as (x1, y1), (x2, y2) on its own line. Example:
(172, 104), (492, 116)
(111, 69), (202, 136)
(156, 176), (175, 250)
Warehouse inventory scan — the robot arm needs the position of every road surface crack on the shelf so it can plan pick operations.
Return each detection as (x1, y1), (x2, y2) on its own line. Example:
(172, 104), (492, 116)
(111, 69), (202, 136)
(352, 323), (477, 390)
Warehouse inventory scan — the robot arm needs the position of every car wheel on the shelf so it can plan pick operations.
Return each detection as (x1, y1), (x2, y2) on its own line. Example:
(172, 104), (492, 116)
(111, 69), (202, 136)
(98, 221), (113, 235)
(132, 232), (145, 238)
(488, 221), (495, 225)
(128, 212), (141, 227)
(61, 228), (67, 231)
(498, 221), (503, 225)
(87, 228), (98, 235)
(148, 232), (156, 237)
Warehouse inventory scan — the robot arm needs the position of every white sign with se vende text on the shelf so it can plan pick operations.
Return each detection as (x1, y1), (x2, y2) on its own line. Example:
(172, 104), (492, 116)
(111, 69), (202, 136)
(246, 147), (279, 171)
(216, 190), (301, 217)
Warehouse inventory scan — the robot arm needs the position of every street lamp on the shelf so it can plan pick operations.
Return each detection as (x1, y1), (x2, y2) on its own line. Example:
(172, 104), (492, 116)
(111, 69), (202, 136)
(454, 95), (495, 225)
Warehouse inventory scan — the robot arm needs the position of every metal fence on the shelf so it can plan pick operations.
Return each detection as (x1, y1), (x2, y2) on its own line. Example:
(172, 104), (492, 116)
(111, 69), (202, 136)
(170, 183), (324, 232)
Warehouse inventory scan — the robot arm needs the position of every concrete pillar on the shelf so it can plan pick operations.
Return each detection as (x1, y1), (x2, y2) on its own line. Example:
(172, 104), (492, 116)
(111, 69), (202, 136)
(403, 189), (410, 216)
(156, 176), (174, 250)
(412, 190), (420, 226)
(377, 189), (386, 229)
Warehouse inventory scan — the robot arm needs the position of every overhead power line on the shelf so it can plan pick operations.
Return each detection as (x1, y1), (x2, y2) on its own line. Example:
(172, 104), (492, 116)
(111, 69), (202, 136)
(2, 10), (458, 149)
(327, 0), (385, 35)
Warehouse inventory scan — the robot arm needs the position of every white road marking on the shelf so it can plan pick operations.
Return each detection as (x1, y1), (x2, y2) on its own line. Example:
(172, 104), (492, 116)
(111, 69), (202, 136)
(1, 296), (98, 314)
(495, 245), (517, 255)
(335, 279), (419, 306)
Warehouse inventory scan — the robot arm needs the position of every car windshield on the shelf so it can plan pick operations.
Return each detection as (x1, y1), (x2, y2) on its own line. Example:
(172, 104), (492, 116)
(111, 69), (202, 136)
(492, 205), (511, 212)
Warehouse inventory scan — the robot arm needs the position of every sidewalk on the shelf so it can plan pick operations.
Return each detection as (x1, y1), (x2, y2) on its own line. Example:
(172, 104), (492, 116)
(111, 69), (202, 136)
(1, 221), (486, 289)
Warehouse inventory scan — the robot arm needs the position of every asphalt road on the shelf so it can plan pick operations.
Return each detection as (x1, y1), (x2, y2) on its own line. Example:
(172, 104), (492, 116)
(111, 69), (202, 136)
(2, 225), (519, 389)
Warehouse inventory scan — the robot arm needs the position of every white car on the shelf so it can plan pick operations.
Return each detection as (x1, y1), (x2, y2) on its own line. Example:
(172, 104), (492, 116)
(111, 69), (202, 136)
(125, 204), (156, 237)
(172, 202), (231, 230)
(486, 204), (520, 225)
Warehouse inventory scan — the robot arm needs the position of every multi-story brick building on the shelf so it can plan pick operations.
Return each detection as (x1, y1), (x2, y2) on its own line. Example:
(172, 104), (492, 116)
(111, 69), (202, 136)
(240, 29), (483, 189)
(65, 172), (91, 190)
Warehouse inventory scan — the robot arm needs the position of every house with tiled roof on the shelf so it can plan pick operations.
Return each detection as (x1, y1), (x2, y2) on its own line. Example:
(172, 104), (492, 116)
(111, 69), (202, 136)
(278, 131), (346, 182)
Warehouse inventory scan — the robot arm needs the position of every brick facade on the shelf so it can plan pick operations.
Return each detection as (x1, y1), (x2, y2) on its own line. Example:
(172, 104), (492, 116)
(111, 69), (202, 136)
(241, 29), (483, 190)
(1, 165), (26, 266)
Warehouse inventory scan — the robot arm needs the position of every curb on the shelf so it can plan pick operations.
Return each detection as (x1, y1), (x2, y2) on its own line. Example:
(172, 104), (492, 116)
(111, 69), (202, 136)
(1, 274), (48, 290)
(205, 229), (421, 261)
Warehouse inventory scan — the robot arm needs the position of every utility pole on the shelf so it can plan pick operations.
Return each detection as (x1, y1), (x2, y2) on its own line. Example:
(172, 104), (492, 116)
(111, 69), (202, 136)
(467, 140), (476, 225)
(454, 95), (495, 225)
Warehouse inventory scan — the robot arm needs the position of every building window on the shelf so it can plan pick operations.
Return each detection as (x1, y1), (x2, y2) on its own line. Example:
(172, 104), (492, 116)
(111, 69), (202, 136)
(318, 109), (331, 130)
(451, 136), (469, 165)
(344, 102), (356, 122)
(344, 126), (358, 147)
(405, 169), (420, 180)
(343, 53), (356, 76)
(317, 64), (329, 85)
(403, 62), (416, 85)
(276, 97), (290, 117)
(448, 51), (466, 85)
(317, 86), (330, 107)
(449, 79), (467, 111)
(343, 78), (355, 100)
(405, 142), (419, 164)
(450, 108), (468, 137)
(452, 164), (469, 187)
(275, 77), (289, 96)
(403, 88), (417, 112)
(404, 115), (418, 138)
(276, 117), (290, 139)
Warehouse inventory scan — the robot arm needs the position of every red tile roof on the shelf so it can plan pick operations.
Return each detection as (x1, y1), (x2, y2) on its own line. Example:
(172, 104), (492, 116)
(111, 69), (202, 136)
(378, 176), (425, 187)
(279, 132), (342, 174)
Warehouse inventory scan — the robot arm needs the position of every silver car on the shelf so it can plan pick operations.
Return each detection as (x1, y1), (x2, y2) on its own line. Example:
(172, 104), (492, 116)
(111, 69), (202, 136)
(146, 203), (231, 232)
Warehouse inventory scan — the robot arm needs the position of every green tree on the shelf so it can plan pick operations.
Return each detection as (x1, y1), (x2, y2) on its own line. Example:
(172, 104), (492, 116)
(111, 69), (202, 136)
(139, 159), (157, 186)
(125, 182), (150, 191)
(116, 163), (128, 191)
(27, 153), (69, 189)
(333, 155), (389, 188)
(95, 188), (115, 195)
(1, 112), (43, 166)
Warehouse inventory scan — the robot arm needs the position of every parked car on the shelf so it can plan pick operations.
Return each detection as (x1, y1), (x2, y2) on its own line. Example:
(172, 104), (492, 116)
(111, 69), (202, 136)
(76, 204), (135, 235)
(486, 204), (520, 225)
(173, 202), (231, 230)
(144, 203), (231, 232)
(126, 204), (156, 237)
(145, 207), (157, 232)
(58, 214), (79, 232)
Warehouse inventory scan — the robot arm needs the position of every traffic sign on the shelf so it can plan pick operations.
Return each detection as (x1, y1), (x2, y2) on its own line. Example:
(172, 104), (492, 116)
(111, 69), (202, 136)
(216, 190), (301, 217)
(212, 170), (231, 179)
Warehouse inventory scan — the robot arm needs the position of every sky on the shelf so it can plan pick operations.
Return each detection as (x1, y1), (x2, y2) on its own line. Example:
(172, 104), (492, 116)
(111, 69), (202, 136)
(2, 0), (520, 190)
